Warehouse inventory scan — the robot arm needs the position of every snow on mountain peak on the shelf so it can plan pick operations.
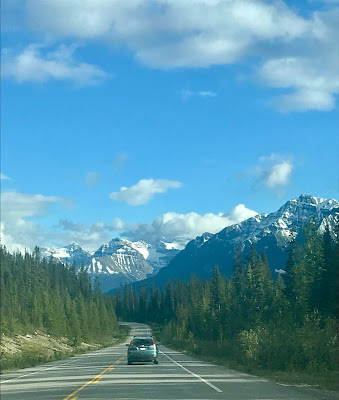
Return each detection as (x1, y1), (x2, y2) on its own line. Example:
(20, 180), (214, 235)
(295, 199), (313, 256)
(292, 194), (338, 210)
(38, 194), (338, 292)
(129, 240), (150, 259)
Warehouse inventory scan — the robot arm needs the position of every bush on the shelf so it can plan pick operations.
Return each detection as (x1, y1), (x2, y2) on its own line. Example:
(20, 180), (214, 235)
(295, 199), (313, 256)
(237, 316), (338, 373)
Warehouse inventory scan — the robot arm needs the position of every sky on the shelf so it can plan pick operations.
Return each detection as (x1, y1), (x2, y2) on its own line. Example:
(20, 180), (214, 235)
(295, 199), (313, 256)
(1, 0), (338, 252)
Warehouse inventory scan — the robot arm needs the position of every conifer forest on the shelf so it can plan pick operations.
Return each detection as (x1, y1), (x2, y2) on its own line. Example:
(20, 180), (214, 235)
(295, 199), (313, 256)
(115, 222), (338, 375)
(1, 247), (119, 344)
(1, 221), (338, 382)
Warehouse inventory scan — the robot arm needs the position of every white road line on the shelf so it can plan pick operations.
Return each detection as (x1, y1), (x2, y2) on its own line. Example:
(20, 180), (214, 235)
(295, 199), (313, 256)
(160, 350), (223, 393)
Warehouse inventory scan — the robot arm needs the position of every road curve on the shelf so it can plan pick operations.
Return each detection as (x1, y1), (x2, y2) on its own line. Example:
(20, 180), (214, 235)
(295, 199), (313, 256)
(1, 322), (337, 400)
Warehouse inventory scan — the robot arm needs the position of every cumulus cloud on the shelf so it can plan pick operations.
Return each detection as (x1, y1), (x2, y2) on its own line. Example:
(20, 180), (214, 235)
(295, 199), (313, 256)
(109, 178), (183, 206)
(259, 56), (338, 111)
(248, 154), (294, 193)
(85, 172), (100, 188)
(0, 173), (11, 180)
(23, 0), (307, 65)
(14, 0), (337, 111)
(57, 219), (115, 250)
(0, 190), (258, 252)
(55, 204), (258, 249)
(56, 217), (126, 250)
(264, 162), (293, 188)
(0, 192), (68, 252)
(0, 190), (127, 252)
(1, 44), (109, 85)
(3, 1), (338, 110)
(257, 8), (338, 111)
(122, 204), (258, 244)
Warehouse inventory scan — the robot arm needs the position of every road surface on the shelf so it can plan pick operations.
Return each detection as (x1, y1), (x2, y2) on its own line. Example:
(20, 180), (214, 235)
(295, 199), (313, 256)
(1, 322), (337, 400)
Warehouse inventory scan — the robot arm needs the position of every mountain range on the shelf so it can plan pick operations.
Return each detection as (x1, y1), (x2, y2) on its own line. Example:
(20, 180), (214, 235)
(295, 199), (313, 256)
(130, 194), (338, 289)
(40, 238), (184, 292)
(41, 194), (338, 293)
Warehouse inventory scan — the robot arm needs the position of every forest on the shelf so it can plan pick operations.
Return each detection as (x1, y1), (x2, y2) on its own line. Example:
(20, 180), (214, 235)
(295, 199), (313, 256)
(0, 246), (120, 370)
(1, 220), (338, 386)
(115, 222), (338, 382)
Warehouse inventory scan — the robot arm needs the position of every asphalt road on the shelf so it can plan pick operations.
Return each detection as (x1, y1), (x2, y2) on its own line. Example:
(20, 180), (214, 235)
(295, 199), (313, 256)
(1, 322), (338, 400)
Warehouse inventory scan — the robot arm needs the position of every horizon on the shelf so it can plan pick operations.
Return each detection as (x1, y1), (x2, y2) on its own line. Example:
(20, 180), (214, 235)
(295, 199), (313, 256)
(31, 192), (339, 253)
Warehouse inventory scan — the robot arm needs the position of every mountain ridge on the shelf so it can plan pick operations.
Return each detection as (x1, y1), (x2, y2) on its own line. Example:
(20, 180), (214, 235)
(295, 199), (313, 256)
(117, 194), (338, 291)
(41, 194), (338, 293)
(40, 237), (183, 292)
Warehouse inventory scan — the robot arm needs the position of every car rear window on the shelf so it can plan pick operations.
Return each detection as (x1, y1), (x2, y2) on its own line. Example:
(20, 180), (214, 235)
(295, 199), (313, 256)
(132, 338), (153, 346)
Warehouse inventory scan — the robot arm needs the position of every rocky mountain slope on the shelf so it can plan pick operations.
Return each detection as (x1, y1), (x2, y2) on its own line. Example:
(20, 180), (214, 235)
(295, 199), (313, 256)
(41, 242), (92, 266)
(42, 194), (338, 292)
(131, 194), (339, 288)
(40, 238), (183, 292)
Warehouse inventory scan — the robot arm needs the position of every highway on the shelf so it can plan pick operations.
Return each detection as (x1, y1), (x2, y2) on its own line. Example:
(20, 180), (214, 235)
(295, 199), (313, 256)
(1, 322), (337, 400)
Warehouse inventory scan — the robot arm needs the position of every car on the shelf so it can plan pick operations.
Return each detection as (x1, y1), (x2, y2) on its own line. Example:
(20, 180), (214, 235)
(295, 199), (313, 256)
(127, 336), (159, 365)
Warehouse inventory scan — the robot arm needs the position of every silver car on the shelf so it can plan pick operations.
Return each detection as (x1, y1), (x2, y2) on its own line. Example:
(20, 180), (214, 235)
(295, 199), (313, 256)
(127, 336), (159, 365)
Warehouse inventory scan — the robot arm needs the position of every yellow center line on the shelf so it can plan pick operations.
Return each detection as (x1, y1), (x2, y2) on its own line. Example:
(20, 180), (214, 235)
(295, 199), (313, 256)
(93, 376), (103, 383)
(62, 355), (125, 400)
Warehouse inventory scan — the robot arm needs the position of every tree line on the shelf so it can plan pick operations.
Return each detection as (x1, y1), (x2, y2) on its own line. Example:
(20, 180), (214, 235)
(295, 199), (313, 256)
(115, 222), (338, 373)
(0, 246), (119, 345)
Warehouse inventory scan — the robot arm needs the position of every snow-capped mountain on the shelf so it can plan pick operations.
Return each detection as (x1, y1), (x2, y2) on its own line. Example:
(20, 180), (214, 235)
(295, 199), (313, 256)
(41, 194), (338, 292)
(137, 194), (339, 287)
(216, 193), (338, 248)
(40, 242), (92, 266)
(89, 238), (183, 277)
(41, 238), (183, 292)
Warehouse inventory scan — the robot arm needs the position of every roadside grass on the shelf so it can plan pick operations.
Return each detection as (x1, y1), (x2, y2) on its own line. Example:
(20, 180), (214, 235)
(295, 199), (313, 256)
(151, 324), (339, 392)
(192, 354), (339, 392)
(0, 325), (130, 373)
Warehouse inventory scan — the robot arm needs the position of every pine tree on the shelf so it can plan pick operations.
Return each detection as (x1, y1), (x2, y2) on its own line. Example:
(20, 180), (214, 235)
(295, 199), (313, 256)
(318, 224), (339, 317)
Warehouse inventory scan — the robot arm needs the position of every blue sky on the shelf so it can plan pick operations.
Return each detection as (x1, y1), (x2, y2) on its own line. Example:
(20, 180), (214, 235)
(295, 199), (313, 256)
(1, 0), (338, 252)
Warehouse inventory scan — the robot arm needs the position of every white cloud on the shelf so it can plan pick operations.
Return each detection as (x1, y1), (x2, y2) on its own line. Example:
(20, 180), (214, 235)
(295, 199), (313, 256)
(272, 89), (335, 112)
(5, 1), (338, 110)
(109, 178), (183, 206)
(249, 154), (293, 191)
(110, 217), (125, 230)
(180, 89), (217, 100)
(2, 44), (109, 85)
(56, 217), (125, 249)
(0, 173), (11, 180)
(57, 219), (114, 250)
(265, 162), (293, 188)
(85, 172), (100, 187)
(24, 0), (308, 65)
(0, 190), (257, 252)
(259, 57), (338, 111)
(199, 91), (217, 98)
(122, 204), (258, 244)
(0, 192), (68, 252)
(56, 204), (258, 249)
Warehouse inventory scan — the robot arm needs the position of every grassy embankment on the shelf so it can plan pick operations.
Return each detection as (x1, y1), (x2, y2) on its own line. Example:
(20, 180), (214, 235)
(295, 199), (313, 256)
(151, 324), (339, 392)
(0, 325), (129, 373)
